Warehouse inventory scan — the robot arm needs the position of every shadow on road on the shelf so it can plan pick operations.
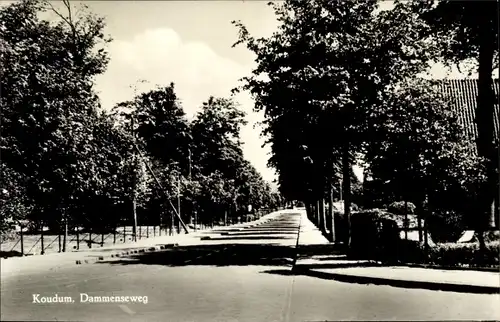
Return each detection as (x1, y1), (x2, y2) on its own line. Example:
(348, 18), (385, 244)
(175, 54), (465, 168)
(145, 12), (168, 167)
(1, 250), (23, 258)
(98, 243), (297, 267)
(260, 268), (499, 295)
(296, 244), (347, 257)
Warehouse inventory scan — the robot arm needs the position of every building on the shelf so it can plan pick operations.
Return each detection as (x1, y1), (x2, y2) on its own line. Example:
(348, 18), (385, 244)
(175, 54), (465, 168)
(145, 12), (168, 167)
(439, 79), (499, 145)
(362, 79), (500, 227)
(440, 79), (499, 228)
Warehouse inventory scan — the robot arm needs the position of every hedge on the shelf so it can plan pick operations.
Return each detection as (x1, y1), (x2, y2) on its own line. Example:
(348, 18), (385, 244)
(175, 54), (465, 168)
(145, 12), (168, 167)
(333, 211), (348, 244)
(345, 209), (500, 268)
(387, 201), (416, 215)
(348, 209), (400, 261)
(426, 210), (465, 243)
(398, 240), (500, 268)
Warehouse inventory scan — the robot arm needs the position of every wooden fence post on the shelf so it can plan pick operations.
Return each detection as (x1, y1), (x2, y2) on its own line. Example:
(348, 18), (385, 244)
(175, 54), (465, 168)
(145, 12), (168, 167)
(20, 225), (24, 256)
(58, 225), (62, 253)
(40, 223), (45, 255)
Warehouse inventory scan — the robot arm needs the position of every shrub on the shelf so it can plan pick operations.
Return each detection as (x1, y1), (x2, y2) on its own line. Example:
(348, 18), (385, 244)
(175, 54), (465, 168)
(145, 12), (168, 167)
(350, 210), (380, 256)
(0, 229), (18, 243)
(427, 209), (465, 243)
(377, 211), (420, 229)
(397, 239), (427, 263)
(333, 211), (348, 244)
(484, 230), (500, 242)
(386, 201), (416, 215)
(349, 209), (400, 261)
(428, 242), (500, 267)
(395, 240), (499, 268)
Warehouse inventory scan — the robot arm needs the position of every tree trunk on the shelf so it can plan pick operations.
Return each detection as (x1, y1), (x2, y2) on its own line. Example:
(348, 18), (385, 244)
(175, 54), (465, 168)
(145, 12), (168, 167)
(319, 198), (326, 233)
(416, 199), (423, 243)
(476, 12), (496, 251)
(305, 202), (312, 220)
(315, 200), (320, 227)
(58, 223), (62, 253)
(404, 200), (408, 240)
(20, 225), (24, 255)
(342, 144), (352, 246)
(62, 218), (68, 252)
(316, 200), (320, 228)
(170, 211), (174, 236)
(132, 198), (138, 242)
(423, 195), (429, 250)
(328, 184), (335, 242)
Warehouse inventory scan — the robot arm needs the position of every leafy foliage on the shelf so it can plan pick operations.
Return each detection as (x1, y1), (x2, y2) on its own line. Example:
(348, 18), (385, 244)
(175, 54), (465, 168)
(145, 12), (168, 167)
(1, 0), (111, 227)
(426, 209), (465, 243)
(387, 201), (416, 216)
(415, 0), (499, 239)
(399, 240), (500, 268)
(0, 0), (279, 237)
(232, 0), (495, 249)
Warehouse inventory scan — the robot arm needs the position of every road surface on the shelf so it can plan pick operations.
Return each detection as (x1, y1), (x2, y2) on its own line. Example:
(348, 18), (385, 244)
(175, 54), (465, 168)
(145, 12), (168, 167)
(1, 211), (499, 321)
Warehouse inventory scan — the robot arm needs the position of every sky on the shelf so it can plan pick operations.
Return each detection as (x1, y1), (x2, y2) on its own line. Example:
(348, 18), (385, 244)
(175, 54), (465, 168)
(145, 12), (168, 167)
(4, 0), (484, 188)
(81, 1), (281, 186)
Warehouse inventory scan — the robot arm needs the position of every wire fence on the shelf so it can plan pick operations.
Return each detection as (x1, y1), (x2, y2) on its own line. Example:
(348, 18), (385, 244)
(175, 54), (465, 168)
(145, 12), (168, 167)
(1, 208), (281, 258)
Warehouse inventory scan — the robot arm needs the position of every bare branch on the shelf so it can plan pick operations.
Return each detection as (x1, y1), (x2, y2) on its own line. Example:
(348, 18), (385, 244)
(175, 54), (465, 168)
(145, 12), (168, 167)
(45, 1), (72, 28)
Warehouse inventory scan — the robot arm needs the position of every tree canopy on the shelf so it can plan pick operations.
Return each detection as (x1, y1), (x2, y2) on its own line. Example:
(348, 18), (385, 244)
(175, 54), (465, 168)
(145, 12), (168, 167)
(232, 0), (493, 244)
(0, 0), (279, 236)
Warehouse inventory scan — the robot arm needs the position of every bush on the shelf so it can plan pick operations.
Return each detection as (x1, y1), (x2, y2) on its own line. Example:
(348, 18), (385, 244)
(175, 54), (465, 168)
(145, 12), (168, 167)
(0, 229), (18, 243)
(349, 209), (400, 261)
(387, 201), (416, 215)
(350, 210), (380, 256)
(485, 230), (500, 242)
(427, 209), (465, 243)
(333, 211), (348, 244)
(398, 240), (500, 267)
(428, 242), (500, 267)
(397, 239), (427, 263)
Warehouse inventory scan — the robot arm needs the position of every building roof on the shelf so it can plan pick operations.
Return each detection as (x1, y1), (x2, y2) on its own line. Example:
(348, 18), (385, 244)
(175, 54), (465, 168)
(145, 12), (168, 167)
(439, 79), (500, 142)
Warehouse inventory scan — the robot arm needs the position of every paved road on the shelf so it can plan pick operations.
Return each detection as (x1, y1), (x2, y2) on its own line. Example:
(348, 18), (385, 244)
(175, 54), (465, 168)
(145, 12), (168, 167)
(1, 211), (499, 321)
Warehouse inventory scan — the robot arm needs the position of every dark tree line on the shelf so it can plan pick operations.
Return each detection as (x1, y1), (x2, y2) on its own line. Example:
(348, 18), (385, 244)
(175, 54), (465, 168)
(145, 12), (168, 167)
(0, 0), (282, 238)
(233, 0), (497, 248)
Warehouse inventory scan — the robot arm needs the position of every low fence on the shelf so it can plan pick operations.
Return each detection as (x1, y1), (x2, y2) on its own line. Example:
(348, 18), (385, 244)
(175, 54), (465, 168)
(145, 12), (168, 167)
(1, 208), (281, 258)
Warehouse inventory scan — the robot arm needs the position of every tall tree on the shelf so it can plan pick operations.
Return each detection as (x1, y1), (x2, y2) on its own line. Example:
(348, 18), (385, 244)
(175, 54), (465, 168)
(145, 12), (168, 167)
(415, 0), (499, 248)
(191, 96), (247, 179)
(364, 79), (486, 241)
(232, 0), (437, 244)
(0, 0), (111, 232)
(113, 83), (192, 168)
